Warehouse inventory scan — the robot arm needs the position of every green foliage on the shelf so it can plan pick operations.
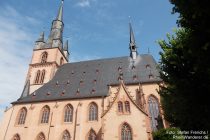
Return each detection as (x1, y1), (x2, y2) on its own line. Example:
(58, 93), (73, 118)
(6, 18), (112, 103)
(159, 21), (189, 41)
(159, 0), (210, 130)
(153, 128), (184, 140)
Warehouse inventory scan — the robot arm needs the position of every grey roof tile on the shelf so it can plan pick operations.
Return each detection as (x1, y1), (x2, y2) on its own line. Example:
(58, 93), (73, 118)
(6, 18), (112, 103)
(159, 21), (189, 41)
(14, 54), (161, 104)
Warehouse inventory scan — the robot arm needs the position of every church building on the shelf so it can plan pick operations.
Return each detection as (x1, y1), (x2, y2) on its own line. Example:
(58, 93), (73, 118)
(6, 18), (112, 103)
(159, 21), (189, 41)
(0, 1), (166, 140)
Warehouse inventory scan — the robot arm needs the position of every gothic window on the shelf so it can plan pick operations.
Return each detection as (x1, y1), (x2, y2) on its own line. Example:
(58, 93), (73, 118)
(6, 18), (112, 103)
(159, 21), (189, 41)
(40, 106), (50, 124)
(62, 130), (71, 140)
(41, 52), (48, 63)
(64, 104), (73, 122)
(148, 96), (160, 131)
(118, 101), (123, 113)
(88, 129), (96, 140)
(12, 134), (20, 140)
(35, 70), (41, 84)
(40, 70), (46, 84)
(36, 132), (45, 140)
(121, 123), (132, 140)
(125, 101), (130, 113)
(89, 103), (98, 121)
(60, 57), (64, 65)
(17, 107), (27, 125)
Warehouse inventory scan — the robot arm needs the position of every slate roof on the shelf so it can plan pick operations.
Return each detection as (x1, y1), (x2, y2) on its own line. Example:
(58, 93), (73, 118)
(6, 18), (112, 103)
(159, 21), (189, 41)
(14, 54), (161, 104)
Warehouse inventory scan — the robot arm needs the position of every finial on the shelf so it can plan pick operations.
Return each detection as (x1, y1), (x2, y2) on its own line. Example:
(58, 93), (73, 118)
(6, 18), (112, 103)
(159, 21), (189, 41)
(128, 16), (131, 23)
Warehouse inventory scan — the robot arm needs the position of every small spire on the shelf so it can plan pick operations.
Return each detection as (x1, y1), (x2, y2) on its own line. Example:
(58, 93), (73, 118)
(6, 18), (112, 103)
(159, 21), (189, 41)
(57, 0), (64, 21)
(64, 40), (69, 51)
(148, 47), (150, 54)
(129, 18), (138, 59)
(36, 31), (44, 42)
(129, 17), (135, 45)
(20, 79), (30, 98)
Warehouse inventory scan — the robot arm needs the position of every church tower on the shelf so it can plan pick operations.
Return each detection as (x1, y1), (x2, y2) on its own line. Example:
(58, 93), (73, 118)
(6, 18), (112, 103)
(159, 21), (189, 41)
(25, 0), (69, 95)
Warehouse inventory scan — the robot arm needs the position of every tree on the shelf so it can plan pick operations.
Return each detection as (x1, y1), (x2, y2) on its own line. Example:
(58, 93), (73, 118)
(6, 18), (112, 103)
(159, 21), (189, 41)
(159, 0), (210, 130)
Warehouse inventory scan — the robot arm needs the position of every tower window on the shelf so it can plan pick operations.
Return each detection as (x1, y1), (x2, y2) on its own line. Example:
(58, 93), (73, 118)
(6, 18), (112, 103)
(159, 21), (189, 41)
(35, 70), (41, 84)
(40, 70), (45, 84)
(118, 101), (123, 113)
(121, 123), (132, 140)
(89, 102), (98, 121)
(40, 106), (50, 124)
(64, 104), (73, 122)
(131, 46), (135, 50)
(17, 107), (27, 125)
(41, 52), (48, 63)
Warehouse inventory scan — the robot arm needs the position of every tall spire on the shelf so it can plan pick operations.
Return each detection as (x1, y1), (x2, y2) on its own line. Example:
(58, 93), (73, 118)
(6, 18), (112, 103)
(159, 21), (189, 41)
(47, 0), (65, 49)
(57, 0), (64, 21)
(129, 19), (138, 59)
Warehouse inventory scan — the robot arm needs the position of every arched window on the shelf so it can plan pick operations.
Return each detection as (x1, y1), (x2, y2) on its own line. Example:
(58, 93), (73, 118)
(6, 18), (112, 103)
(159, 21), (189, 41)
(12, 134), (20, 140)
(60, 57), (64, 65)
(118, 101), (123, 113)
(36, 132), (45, 140)
(88, 129), (96, 140)
(148, 96), (160, 131)
(121, 123), (132, 140)
(125, 101), (130, 113)
(40, 106), (50, 123)
(89, 103), (98, 121)
(62, 130), (71, 140)
(41, 52), (48, 63)
(17, 107), (27, 125)
(64, 104), (73, 122)
(40, 70), (45, 84)
(35, 70), (41, 84)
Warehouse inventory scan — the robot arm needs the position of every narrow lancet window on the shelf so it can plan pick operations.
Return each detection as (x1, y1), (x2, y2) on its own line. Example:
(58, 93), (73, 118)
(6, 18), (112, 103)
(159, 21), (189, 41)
(64, 104), (73, 122)
(17, 107), (27, 125)
(118, 101), (123, 113)
(89, 103), (98, 121)
(148, 96), (160, 131)
(40, 106), (50, 124)
(125, 101), (130, 113)
(121, 123), (132, 140)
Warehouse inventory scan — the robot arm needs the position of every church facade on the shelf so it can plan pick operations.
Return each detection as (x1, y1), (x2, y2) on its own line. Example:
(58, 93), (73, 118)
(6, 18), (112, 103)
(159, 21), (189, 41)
(0, 1), (166, 140)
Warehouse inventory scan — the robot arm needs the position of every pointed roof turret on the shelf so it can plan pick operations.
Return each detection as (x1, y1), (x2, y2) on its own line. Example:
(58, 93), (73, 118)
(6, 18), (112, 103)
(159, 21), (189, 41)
(20, 79), (30, 98)
(36, 31), (45, 42)
(57, 0), (64, 21)
(129, 20), (138, 59)
(64, 40), (69, 51)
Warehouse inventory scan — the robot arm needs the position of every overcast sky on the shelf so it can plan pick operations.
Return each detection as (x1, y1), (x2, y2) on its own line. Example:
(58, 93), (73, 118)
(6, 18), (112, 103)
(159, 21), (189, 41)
(0, 0), (178, 119)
